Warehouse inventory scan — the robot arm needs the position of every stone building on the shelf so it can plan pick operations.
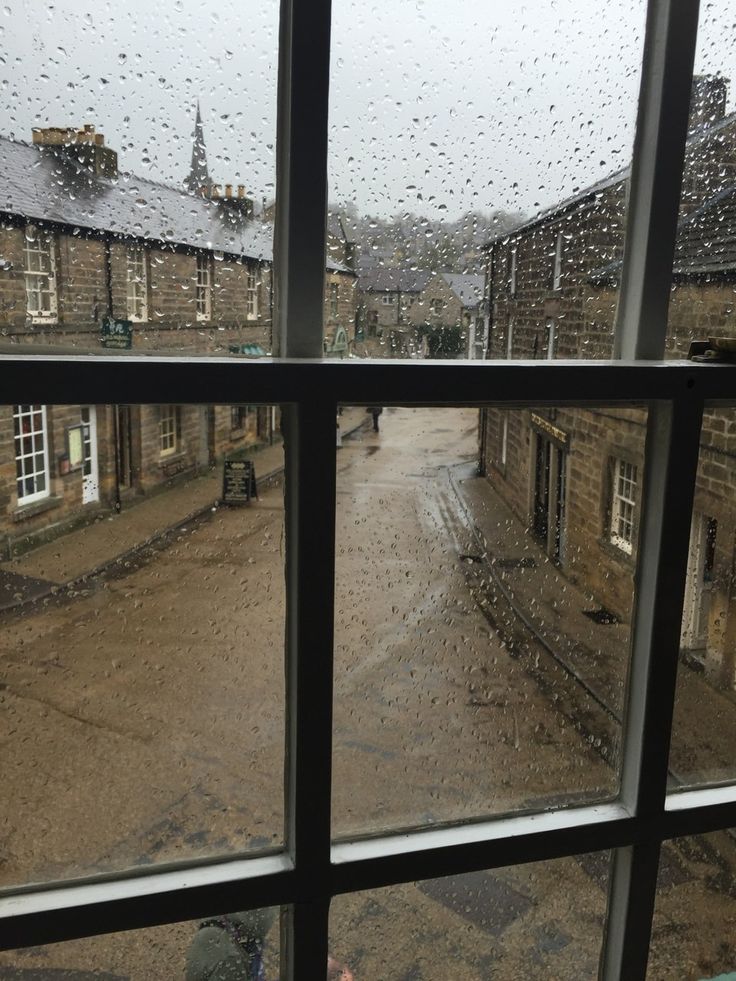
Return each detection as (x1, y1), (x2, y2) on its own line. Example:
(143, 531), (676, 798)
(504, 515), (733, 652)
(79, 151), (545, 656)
(357, 267), (430, 355)
(0, 122), (274, 555)
(478, 75), (736, 687)
(323, 213), (358, 358)
(407, 271), (485, 358)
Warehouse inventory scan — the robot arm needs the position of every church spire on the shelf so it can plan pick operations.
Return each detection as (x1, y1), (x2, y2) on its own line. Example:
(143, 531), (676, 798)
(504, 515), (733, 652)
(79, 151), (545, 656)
(186, 101), (211, 196)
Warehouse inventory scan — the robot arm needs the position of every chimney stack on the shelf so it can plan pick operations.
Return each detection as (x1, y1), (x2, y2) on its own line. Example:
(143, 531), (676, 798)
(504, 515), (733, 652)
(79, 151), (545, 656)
(32, 125), (118, 178)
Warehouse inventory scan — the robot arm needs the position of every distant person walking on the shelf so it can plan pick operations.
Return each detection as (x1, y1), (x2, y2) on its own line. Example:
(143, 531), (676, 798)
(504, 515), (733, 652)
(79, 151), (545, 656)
(367, 406), (383, 432)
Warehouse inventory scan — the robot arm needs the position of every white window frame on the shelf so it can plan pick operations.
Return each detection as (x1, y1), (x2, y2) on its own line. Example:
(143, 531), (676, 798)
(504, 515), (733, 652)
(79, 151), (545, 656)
(430, 297), (443, 315)
(196, 254), (212, 322)
(159, 405), (180, 457)
(0, 4), (721, 981)
(509, 245), (517, 296)
(610, 457), (638, 555)
(552, 229), (563, 290)
(246, 266), (259, 320)
(23, 225), (57, 322)
(381, 292), (395, 305)
(126, 245), (148, 323)
(13, 404), (51, 505)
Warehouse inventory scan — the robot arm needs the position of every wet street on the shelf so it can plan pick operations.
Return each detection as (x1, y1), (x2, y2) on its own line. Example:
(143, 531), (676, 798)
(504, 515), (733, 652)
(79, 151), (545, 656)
(1, 408), (736, 979)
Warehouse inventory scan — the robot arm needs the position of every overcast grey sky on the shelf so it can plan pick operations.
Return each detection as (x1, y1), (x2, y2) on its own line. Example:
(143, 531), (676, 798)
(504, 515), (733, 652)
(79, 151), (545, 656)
(4, 1), (736, 222)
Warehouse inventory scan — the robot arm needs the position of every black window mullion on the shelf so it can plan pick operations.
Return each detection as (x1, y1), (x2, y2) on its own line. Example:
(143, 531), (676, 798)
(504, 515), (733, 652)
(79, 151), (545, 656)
(282, 401), (337, 980)
(601, 393), (704, 980)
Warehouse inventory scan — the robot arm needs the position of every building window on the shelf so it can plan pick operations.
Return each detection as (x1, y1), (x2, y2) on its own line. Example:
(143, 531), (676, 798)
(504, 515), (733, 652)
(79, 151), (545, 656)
(231, 405), (249, 429)
(430, 298), (444, 315)
(13, 404), (50, 505)
(329, 282), (339, 317)
(508, 246), (517, 296)
(159, 405), (180, 456)
(546, 318), (557, 359)
(126, 245), (148, 322)
(610, 458), (638, 555)
(552, 230), (563, 291)
(506, 317), (514, 359)
(196, 254), (212, 321)
(381, 292), (395, 305)
(23, 225), (57, 322)
(246, 267), (259, 319)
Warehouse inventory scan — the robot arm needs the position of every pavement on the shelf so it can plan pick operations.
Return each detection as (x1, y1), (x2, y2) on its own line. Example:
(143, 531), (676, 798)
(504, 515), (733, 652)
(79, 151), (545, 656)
(0, 406), (369, 611)
(450, 461), (736, 791)
(2, 409), (736, 790)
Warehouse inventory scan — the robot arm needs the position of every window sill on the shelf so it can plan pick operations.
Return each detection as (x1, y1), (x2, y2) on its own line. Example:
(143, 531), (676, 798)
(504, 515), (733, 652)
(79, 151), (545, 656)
(12, 495), (61, 522)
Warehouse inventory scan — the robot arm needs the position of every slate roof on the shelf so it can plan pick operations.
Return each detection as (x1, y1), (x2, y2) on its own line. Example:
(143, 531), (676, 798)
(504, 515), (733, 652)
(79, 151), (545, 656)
(0, 136), (273, 261)
(359, 267), (430, 293)
(441, 272), (485, 308)
(485, 109), (736, 249)
(591, 183), (736, 282)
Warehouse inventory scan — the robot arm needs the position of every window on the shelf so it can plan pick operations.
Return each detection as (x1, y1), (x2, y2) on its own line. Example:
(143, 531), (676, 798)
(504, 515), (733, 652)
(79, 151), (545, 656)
(508, 245), (517, 296)
(610, 458), (637, 555)
(546, 318), (557, 359)
(13, 404), (50, 504)
(159, 405), (180, 456)
(381, 292), (395, 305)
(126, 245), (148, 322)
(246, 267), (259, 320)
(329, 282), (339, 317)
(23, 224), (57, 321)
(231, 404), (249, 429)
(196, 254), (212, 321)
(5, 5), (736, 980)
(552, 230), (563, 290)
(430, 298), (443, 315)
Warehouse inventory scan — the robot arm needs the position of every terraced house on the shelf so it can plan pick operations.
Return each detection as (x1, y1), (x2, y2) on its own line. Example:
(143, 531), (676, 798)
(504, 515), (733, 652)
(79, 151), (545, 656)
(479, 74), (736, 687)
(0, 119), (278, 555)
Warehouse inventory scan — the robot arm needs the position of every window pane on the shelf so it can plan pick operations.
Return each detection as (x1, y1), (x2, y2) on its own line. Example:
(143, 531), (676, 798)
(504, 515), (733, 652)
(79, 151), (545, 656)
(333, 406), (644, 837)
(669, 405), (736, 789)
(2, 0), (276, 351)
(647, 832), (736, 980)
(330, 854), (609, 978)
(665, 0), (736, 358)
(0, 907), (280, 980)
(328, 0), (647, 361)
(1, 403), (285, 886)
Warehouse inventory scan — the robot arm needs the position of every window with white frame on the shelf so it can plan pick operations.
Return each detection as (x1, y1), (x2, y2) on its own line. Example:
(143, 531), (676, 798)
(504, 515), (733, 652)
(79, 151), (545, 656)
(552, 230), (563, 290)
(126, 245), (148, 322)
(381, 292), (395, 305)
(159, 405), (180, 456)
(196, 254), (212, 321)
(5, 4), (736, 980)
(509, 245), (517, 296)
(610, 457), (637, 555)
(430, 298), (443, 315)
(13, 404), (50, 504)
(23, 224), (57, 321)
(246, 267), (259, 319)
